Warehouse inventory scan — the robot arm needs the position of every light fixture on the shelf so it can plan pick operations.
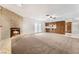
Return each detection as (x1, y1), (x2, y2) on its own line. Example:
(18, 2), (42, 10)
(46, 14), (54, 19)
(46, 14), (60, 19)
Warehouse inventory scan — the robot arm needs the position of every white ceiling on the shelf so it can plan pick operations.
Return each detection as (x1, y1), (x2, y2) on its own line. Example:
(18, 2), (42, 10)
(1, 4), (79, 21)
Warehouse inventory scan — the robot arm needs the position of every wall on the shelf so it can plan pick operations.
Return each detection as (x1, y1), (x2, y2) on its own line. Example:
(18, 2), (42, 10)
(0, 6), (23, 40)
(72, 20), (79, 34)
(21, 17), (35, 34)
(1, 6), (23, 28)
(21, 17), (45, 34)
(0, 16), (10, 40)
(0, 26), (2, 40)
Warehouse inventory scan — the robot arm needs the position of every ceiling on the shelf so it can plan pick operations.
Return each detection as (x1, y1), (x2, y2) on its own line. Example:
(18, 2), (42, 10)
(1, 4), (79, 21)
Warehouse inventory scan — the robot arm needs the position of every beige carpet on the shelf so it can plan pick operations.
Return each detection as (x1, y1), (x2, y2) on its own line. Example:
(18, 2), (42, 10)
(12, 33), (79, 54)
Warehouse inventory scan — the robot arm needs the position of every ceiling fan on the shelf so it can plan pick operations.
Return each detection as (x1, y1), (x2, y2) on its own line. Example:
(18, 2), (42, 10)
(46, 14), (61, 19)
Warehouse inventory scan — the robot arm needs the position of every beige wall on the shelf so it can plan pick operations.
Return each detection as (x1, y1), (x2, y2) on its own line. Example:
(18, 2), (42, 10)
(0, 16), (10, 40)
(0, 28), (1, 40)
(0, 6), (23, 40)
(0, 6), (23, 27)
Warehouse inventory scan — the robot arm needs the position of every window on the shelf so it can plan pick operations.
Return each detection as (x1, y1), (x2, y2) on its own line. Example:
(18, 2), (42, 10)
(35, 23), (42, 33)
